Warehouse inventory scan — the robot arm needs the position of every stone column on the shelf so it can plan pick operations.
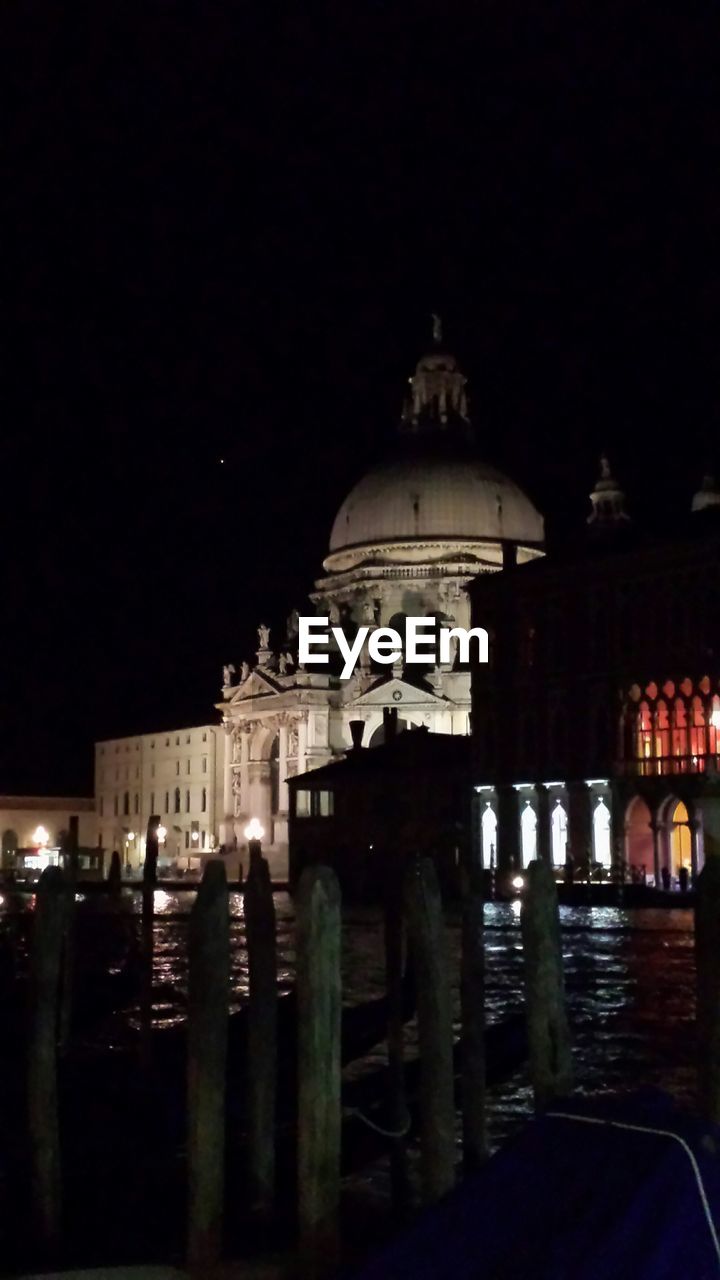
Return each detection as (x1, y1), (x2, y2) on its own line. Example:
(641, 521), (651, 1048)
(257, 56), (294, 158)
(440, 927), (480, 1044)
(497, 785), (520, 875)
(278, 723), (289, 815)
(535, 785), (552, 867)
(298, 717), (308, 775)
(698, 795), (720, 861)
(567, 781), (592, 867)
(220, 724), (233, 846)
(650, 820), (661, 886)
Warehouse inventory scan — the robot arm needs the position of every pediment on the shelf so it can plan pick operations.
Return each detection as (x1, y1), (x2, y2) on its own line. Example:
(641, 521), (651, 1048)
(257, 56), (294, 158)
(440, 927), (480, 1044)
(227, 669), (282, 705)
(347, 676), (447, 708)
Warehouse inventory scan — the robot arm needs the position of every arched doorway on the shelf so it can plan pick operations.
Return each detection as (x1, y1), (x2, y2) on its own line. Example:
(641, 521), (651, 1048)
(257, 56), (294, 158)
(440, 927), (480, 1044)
(625, 795), (653, 879)
(669, 799), (691, 879)
(481, 804), (497, 870)
(551, 800), (568, 866)
(520, 802), (537, 867)
(592, 799), (612, 868)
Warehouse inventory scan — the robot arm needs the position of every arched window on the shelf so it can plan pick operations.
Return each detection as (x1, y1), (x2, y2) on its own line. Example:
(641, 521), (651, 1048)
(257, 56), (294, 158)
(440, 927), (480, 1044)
(185, 789), (190, 813)
(655, 700), (670, 764)
(201, 787), (207, 813)
(672, 699), (688, 763)
(710, 694), (720, 758)
(551, 800), (568, 866)
(592, 799), (611, 867)
(636, 701), (653, 767)
(690, 696), (706, 763)
(481, 804), (497, 870)
(520, 802), (537, 867)
(174, 787), (181, 814)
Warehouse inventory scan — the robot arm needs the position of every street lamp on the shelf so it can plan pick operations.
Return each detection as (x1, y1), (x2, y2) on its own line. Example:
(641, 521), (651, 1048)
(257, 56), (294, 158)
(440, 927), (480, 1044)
(157, 825), (167, 845)
(244, 817), (265, 869)
(125, 830), (136, 871)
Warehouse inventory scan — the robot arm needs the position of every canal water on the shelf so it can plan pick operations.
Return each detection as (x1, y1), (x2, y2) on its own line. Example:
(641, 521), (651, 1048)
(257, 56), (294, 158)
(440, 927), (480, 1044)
(0, 889), (697, 1153)
(44, 889), (697, 1153)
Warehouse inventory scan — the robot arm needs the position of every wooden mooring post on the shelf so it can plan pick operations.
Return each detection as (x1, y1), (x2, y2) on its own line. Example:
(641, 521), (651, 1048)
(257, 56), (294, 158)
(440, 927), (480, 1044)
(520, 859), (573, 1110)
(460, 855), (486, 1169)
(187, 858), (229, 1272)
(107, 847), (122, 898)
(384, 859), (410, 1211)
(403, 857), (456, 1203)
(140, 815), (159, 1068)
(59, 815), (79, 1052)
(695, 854), (720, 1122)
(245, 843), (278, 1218)
(296, 865), (341, 1269)
(28, 865), (67, 1257)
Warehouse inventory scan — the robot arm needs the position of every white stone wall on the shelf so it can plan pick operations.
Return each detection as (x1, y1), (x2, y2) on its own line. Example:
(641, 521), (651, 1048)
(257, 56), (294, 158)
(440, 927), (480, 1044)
(95, 725), (222, 868)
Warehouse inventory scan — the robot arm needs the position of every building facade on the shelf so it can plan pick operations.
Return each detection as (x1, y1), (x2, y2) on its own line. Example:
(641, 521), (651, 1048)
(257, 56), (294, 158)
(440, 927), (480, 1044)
(94, 725), (223, 870)
(217, 335), (545, 878)
(468, 463), (720, 886)
(1, 796), (96, 872)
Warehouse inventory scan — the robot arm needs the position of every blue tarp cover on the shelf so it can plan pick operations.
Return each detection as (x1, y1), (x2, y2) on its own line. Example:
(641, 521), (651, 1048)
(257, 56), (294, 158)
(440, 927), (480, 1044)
(354, 1092), (720, 1279)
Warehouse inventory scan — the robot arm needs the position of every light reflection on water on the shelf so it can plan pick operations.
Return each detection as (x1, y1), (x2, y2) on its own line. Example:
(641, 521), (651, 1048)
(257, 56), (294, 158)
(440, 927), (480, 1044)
(0, 891), (698, 1152)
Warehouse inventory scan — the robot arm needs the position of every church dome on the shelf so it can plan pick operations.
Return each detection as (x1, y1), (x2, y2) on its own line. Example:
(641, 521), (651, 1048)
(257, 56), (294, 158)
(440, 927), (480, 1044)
(329, 449), (544, 553)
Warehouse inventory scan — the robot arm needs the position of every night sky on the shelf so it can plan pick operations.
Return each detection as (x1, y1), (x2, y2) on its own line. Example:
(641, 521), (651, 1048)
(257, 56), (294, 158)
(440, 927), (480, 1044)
(4, 4), (720, 796)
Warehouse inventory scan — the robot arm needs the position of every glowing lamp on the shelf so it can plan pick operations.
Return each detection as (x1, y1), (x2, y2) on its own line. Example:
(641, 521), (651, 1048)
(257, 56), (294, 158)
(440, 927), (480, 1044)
(191, 830), (199, 842)
(157, 825), (167, 843)
(512, 875), (525, 892)
(127, 831), (136, 842)
(244, 818), (265, 842)
(32, 825), (50, 848)
(711, 706), (720, 730)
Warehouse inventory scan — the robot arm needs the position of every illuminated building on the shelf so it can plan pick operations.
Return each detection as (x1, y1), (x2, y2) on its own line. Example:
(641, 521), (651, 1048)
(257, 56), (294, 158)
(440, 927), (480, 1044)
(468, 462), (720, 885)
(217, 330), (544, 877)
(0, 796), (96, 875)
(94, 726), (222, 870)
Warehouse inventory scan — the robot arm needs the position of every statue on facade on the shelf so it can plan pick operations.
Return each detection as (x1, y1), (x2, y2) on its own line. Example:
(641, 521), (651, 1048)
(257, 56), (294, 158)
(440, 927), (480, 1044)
(278, 653), (288, 674)
(257, 623), (271, 650)
(286, 608), (300, 640)
(223, 663), (236, 686)
(240, 661), (251, 683)
(288, 728), (299, 757)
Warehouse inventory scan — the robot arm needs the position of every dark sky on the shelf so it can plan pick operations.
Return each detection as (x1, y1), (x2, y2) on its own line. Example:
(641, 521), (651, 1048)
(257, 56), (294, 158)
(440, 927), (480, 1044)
(4, 3), (720, 795)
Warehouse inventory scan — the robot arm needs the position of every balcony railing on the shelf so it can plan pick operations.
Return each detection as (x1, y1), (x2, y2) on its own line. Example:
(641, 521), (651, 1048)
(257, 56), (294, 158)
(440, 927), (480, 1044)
(621, 753), (718, 778)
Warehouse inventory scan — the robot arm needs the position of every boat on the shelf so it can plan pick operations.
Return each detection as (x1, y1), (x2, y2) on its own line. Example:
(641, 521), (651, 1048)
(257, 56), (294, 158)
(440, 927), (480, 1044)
(353, 1090), (720, 1279)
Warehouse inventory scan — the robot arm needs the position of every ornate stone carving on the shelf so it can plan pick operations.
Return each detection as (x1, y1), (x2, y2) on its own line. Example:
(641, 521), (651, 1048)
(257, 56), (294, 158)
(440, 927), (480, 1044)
(257, 623), (271, 650)
(223, 664), (236, 686)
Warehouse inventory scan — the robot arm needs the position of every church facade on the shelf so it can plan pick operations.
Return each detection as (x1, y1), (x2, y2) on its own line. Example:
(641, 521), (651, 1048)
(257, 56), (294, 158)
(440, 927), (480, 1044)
(217, 336), (545, 878)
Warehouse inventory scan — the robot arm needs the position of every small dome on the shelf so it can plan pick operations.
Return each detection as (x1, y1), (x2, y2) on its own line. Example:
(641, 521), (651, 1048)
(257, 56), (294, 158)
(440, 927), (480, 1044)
(329, 451), (544, 553)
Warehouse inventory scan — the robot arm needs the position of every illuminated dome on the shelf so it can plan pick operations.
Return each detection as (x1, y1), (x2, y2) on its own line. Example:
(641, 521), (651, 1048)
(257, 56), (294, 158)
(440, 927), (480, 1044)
(329, 451), (544, 553)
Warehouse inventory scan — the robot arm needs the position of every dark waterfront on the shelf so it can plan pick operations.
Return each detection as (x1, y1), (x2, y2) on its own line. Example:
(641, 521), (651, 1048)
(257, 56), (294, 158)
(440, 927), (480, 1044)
(2, 891), (695, 1153)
